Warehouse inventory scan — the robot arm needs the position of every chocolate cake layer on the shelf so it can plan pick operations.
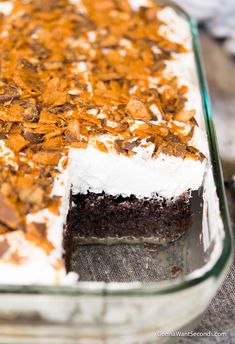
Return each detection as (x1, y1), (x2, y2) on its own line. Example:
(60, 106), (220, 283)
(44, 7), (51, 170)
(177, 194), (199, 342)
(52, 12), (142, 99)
(65, 192), (192, 247)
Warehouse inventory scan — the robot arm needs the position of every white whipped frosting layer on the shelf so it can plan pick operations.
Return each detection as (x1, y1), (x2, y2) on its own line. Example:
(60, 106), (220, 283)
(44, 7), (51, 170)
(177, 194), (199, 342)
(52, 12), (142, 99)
(70, 146), (206, 199)
(0, 231), (77, 286)
(0, 2), (13, 16)
(0, 154), (78, 286)
(69, 5), (208, 200)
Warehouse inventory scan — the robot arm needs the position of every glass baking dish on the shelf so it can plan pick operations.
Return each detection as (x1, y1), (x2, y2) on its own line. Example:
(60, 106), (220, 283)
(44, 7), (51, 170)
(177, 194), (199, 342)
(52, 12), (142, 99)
(0, 2), (233, 344)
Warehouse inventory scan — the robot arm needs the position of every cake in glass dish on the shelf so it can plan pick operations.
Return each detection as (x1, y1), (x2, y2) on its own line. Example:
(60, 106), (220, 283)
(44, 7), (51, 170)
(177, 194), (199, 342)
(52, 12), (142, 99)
(0, 0), (207, 285)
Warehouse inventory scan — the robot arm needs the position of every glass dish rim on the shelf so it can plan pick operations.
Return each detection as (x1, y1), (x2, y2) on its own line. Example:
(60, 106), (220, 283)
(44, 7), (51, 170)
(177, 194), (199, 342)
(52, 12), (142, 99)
(0, 1), (233, 297)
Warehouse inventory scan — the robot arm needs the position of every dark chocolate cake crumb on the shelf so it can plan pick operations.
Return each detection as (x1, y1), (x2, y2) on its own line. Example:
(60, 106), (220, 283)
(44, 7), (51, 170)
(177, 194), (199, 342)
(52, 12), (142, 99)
(64, 192), (192, 270)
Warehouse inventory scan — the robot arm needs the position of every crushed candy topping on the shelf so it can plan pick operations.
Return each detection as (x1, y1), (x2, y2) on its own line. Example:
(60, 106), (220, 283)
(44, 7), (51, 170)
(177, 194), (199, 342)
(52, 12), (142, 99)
(0, 0), (204, 243)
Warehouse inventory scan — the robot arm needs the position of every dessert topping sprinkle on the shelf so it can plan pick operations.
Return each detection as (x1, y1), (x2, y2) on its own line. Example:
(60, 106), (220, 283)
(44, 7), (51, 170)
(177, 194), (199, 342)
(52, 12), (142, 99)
(0, 0), (204, 240)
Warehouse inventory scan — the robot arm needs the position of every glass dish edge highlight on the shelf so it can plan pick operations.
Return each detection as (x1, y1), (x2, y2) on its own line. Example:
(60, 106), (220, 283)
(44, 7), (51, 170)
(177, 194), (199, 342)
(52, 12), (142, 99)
(0, 0), (233, 297)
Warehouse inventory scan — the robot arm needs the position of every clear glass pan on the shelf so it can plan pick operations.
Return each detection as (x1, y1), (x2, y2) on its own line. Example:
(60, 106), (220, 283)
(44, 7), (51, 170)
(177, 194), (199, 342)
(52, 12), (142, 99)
(0, 2), (233, 343)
